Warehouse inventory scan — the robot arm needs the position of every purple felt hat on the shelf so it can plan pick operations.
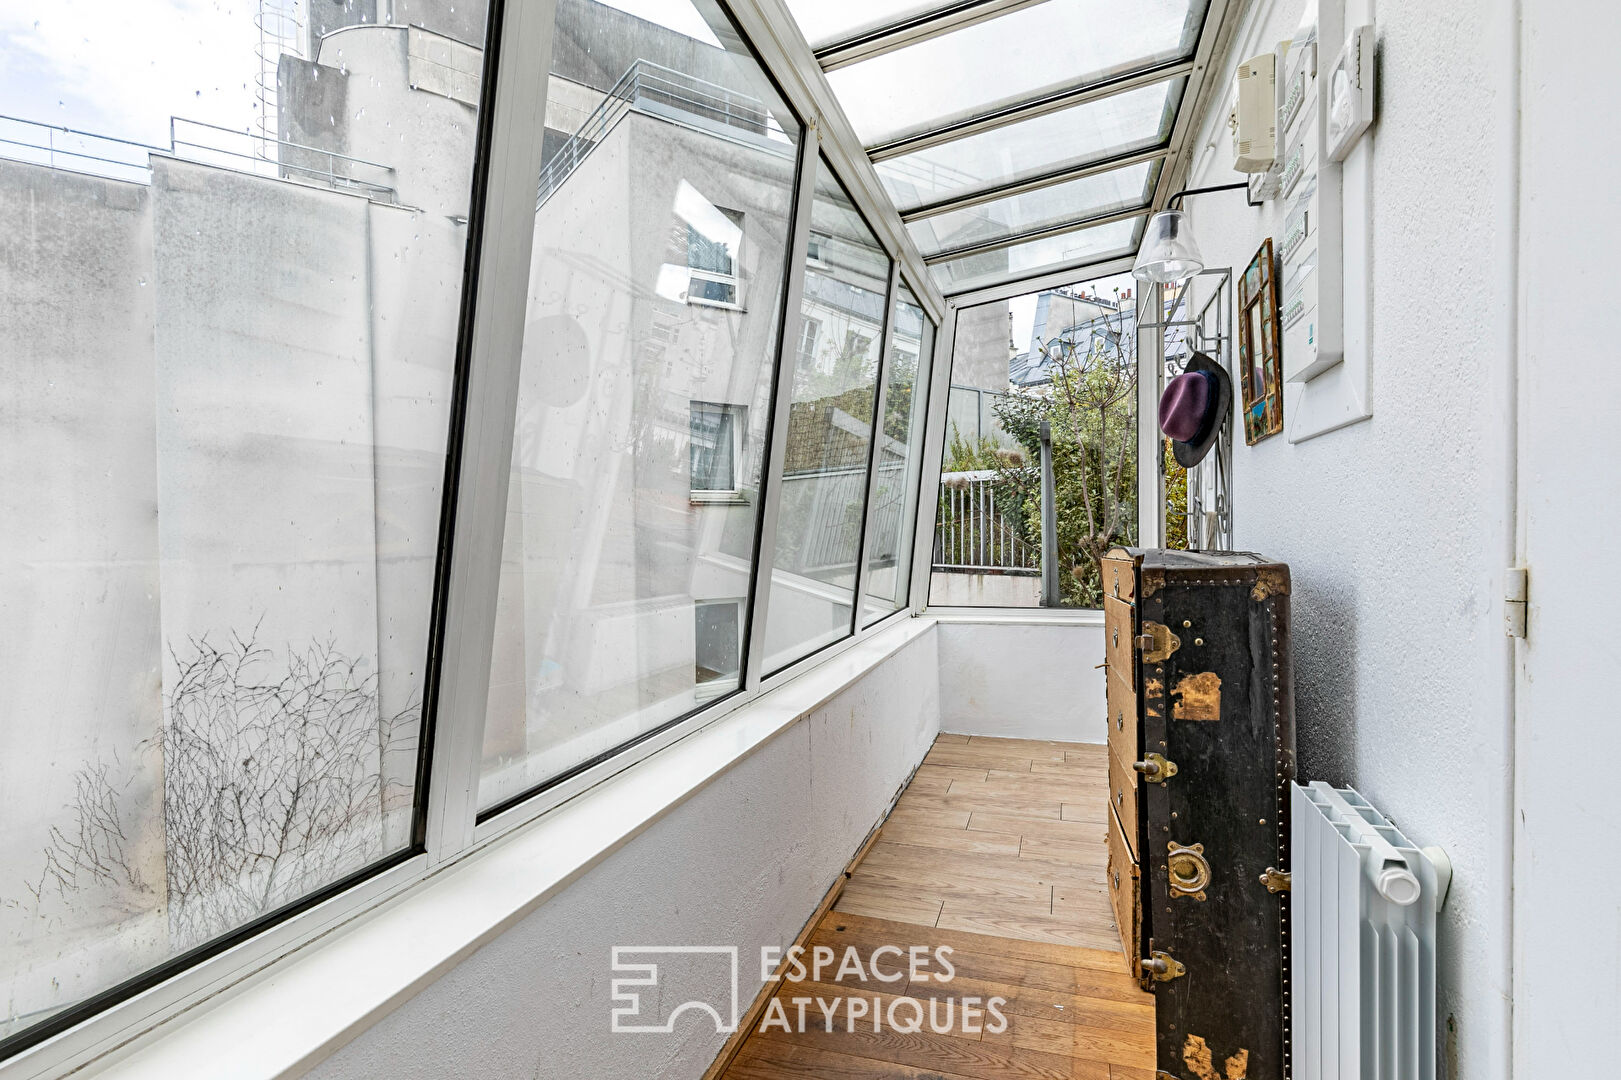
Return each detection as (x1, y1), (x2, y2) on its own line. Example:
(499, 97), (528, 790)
(1158, 352), (1233, 468)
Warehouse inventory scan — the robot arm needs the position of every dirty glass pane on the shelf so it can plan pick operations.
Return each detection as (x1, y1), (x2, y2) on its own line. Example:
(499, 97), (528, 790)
(761, 158), (891, 672)
(828, 0), (1208, 145)
(906, 161), (1156, 258)
(930, 272), (1142, 608)
(875, 78), (1180, 213)
(1, 0), (488, 1046)
(477, 0), (803, 810)
(862, 281), (934, 624)
(930, 216), (1143, 295)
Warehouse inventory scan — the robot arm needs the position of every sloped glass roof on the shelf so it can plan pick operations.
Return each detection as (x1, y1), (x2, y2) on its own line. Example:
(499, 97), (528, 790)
(824, 0), (1208, 147)
(779, 0), (1217, 295)
(874, 77), (1182, 214)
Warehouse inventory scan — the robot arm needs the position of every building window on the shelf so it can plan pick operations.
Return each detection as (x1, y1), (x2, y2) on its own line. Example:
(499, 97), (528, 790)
(806, 231), (831, 267)
(797, 317), (822, 365)
(694, 598), (743, 695)
(689, 401), (746, 501)
(685, 207), (744, 309)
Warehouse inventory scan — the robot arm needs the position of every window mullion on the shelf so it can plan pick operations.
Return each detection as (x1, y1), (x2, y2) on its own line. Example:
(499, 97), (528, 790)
(742, 138), (821, 691)
(422, 0), (558, 869)
(908, 304), (958, 610)
(851, 259), (902, 633)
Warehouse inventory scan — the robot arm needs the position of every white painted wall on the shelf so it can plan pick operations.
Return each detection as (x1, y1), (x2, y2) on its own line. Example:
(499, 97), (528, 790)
(1180, 2), (1520, 1077)
(1512, 2), (1621, 1075)
(936, 621), (1106, 743)
(302, 624), (939, 1080)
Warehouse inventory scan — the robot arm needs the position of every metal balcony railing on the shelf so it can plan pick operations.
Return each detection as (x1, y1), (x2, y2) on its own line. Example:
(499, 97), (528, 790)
(536, 60), (784, 209)
(933, 470), (1038, 574)
(0, 113), (400, 203)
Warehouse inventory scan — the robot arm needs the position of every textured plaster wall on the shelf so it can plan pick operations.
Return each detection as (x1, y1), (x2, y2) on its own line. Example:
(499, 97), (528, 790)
(306, 625), (940, 1080)
(1182, 2), (1518, 1077)
(937, 622), (1105, 744)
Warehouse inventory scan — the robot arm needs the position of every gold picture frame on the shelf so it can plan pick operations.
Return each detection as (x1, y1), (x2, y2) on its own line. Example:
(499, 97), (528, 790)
(1237, 238), (1283, 444)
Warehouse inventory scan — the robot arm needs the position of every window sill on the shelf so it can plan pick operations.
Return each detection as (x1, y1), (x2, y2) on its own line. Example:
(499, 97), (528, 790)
(84, 616), (937, 1080)
(689, 491), (749, 506)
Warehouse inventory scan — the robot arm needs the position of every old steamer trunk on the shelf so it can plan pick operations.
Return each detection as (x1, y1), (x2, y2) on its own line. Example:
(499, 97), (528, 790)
(1101, 548), (1295, 1080)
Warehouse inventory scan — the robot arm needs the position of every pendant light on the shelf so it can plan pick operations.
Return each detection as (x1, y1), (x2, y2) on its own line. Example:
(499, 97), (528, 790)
(1132, 182), (1257, 285)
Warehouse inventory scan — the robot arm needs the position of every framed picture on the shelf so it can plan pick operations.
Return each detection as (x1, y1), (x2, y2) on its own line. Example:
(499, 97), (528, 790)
(1237, 238), (1283, 444)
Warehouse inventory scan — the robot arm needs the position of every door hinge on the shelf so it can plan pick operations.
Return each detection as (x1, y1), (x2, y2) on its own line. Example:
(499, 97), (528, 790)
(1141, 950), (1186, 982)
(1136, 621), (1181, 663)
(1504, 566), (1528, 638)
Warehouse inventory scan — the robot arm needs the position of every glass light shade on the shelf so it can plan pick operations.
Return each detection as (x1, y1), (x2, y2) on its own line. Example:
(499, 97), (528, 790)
(1132, 208), (1205, 283)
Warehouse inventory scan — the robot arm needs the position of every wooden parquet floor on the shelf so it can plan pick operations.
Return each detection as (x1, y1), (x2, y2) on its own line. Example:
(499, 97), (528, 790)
(719, 735), (1155, 1080)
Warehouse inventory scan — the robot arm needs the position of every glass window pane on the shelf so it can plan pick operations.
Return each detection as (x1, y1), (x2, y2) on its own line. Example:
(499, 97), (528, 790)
(930, 273), (1141, 608)
(930, 216), (1143, 295)
(828, 0), (1209, 145)
(782, 0), (965, 48)
(876, 78), (1181, 213)
(761, 158), (891, 672)
(906, 161), (1156, 257)
(477, 0), (804, 811)
(1, 0), (486, 1044)
(862, 283), (934, 624)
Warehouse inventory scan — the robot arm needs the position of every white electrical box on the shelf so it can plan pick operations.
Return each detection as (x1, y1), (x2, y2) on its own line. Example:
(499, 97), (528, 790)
(1278, 0), (1344, 384)
(1232, 51), (1277, 173)
(1325, 24), (1376, 161)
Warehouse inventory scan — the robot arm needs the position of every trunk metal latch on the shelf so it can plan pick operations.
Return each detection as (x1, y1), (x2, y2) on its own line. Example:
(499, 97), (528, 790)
(1141, 950), (1186, 982)
(1136, 621), (1181, 663)
(1133, 752), (1179, 784)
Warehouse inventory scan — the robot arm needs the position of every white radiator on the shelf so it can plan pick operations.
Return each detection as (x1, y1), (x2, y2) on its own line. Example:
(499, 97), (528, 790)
(1291, 782), (1451, 1080)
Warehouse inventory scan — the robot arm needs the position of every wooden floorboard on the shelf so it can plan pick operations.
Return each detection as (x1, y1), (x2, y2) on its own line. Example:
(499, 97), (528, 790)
(720, 735), (1152, 1080)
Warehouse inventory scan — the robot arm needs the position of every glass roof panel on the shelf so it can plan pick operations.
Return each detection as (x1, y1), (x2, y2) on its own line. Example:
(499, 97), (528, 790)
(930, 215), (1143, 294)
(828, 0), (1208, 146)
(875, 77), (1180, 213)
(905, 160), (1155, 257)
(782, 0), (965, 49)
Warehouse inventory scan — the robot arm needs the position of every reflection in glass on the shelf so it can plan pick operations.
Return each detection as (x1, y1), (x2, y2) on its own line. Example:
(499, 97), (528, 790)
(930, 274), (1142, 609)
(828, 0), (1209, 145)
(0, 0), (486, 1045)
(875, 79), (1180, 213)
(761, 159), (891, 672)
(477, 0), (803, 810)
(862, 284), (935, 624)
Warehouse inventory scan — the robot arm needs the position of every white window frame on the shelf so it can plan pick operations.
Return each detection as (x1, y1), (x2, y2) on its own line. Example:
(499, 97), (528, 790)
(688, 400), (748, 504)
(684, 208), (746, 311)
(693, 596), (746, 700)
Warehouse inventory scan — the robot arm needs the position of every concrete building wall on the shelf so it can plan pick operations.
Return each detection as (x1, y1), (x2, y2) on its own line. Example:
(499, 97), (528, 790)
(0, 93), (470, 1022)
(1183, 2), (1519, 1076)
(0, 161), (168, 1034)
(306, 625), (941, 1080)
(479, 111), (806, 804)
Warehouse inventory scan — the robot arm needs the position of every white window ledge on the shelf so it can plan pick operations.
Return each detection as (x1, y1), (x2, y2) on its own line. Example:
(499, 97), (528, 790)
(923, 606), (1105, 626)
(81, 616), (938, 1080)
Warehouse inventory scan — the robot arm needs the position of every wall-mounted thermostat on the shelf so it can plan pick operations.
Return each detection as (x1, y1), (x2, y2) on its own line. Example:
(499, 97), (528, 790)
(1231, 51), (1277, 173)
(1325, 24), (1376, 161)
